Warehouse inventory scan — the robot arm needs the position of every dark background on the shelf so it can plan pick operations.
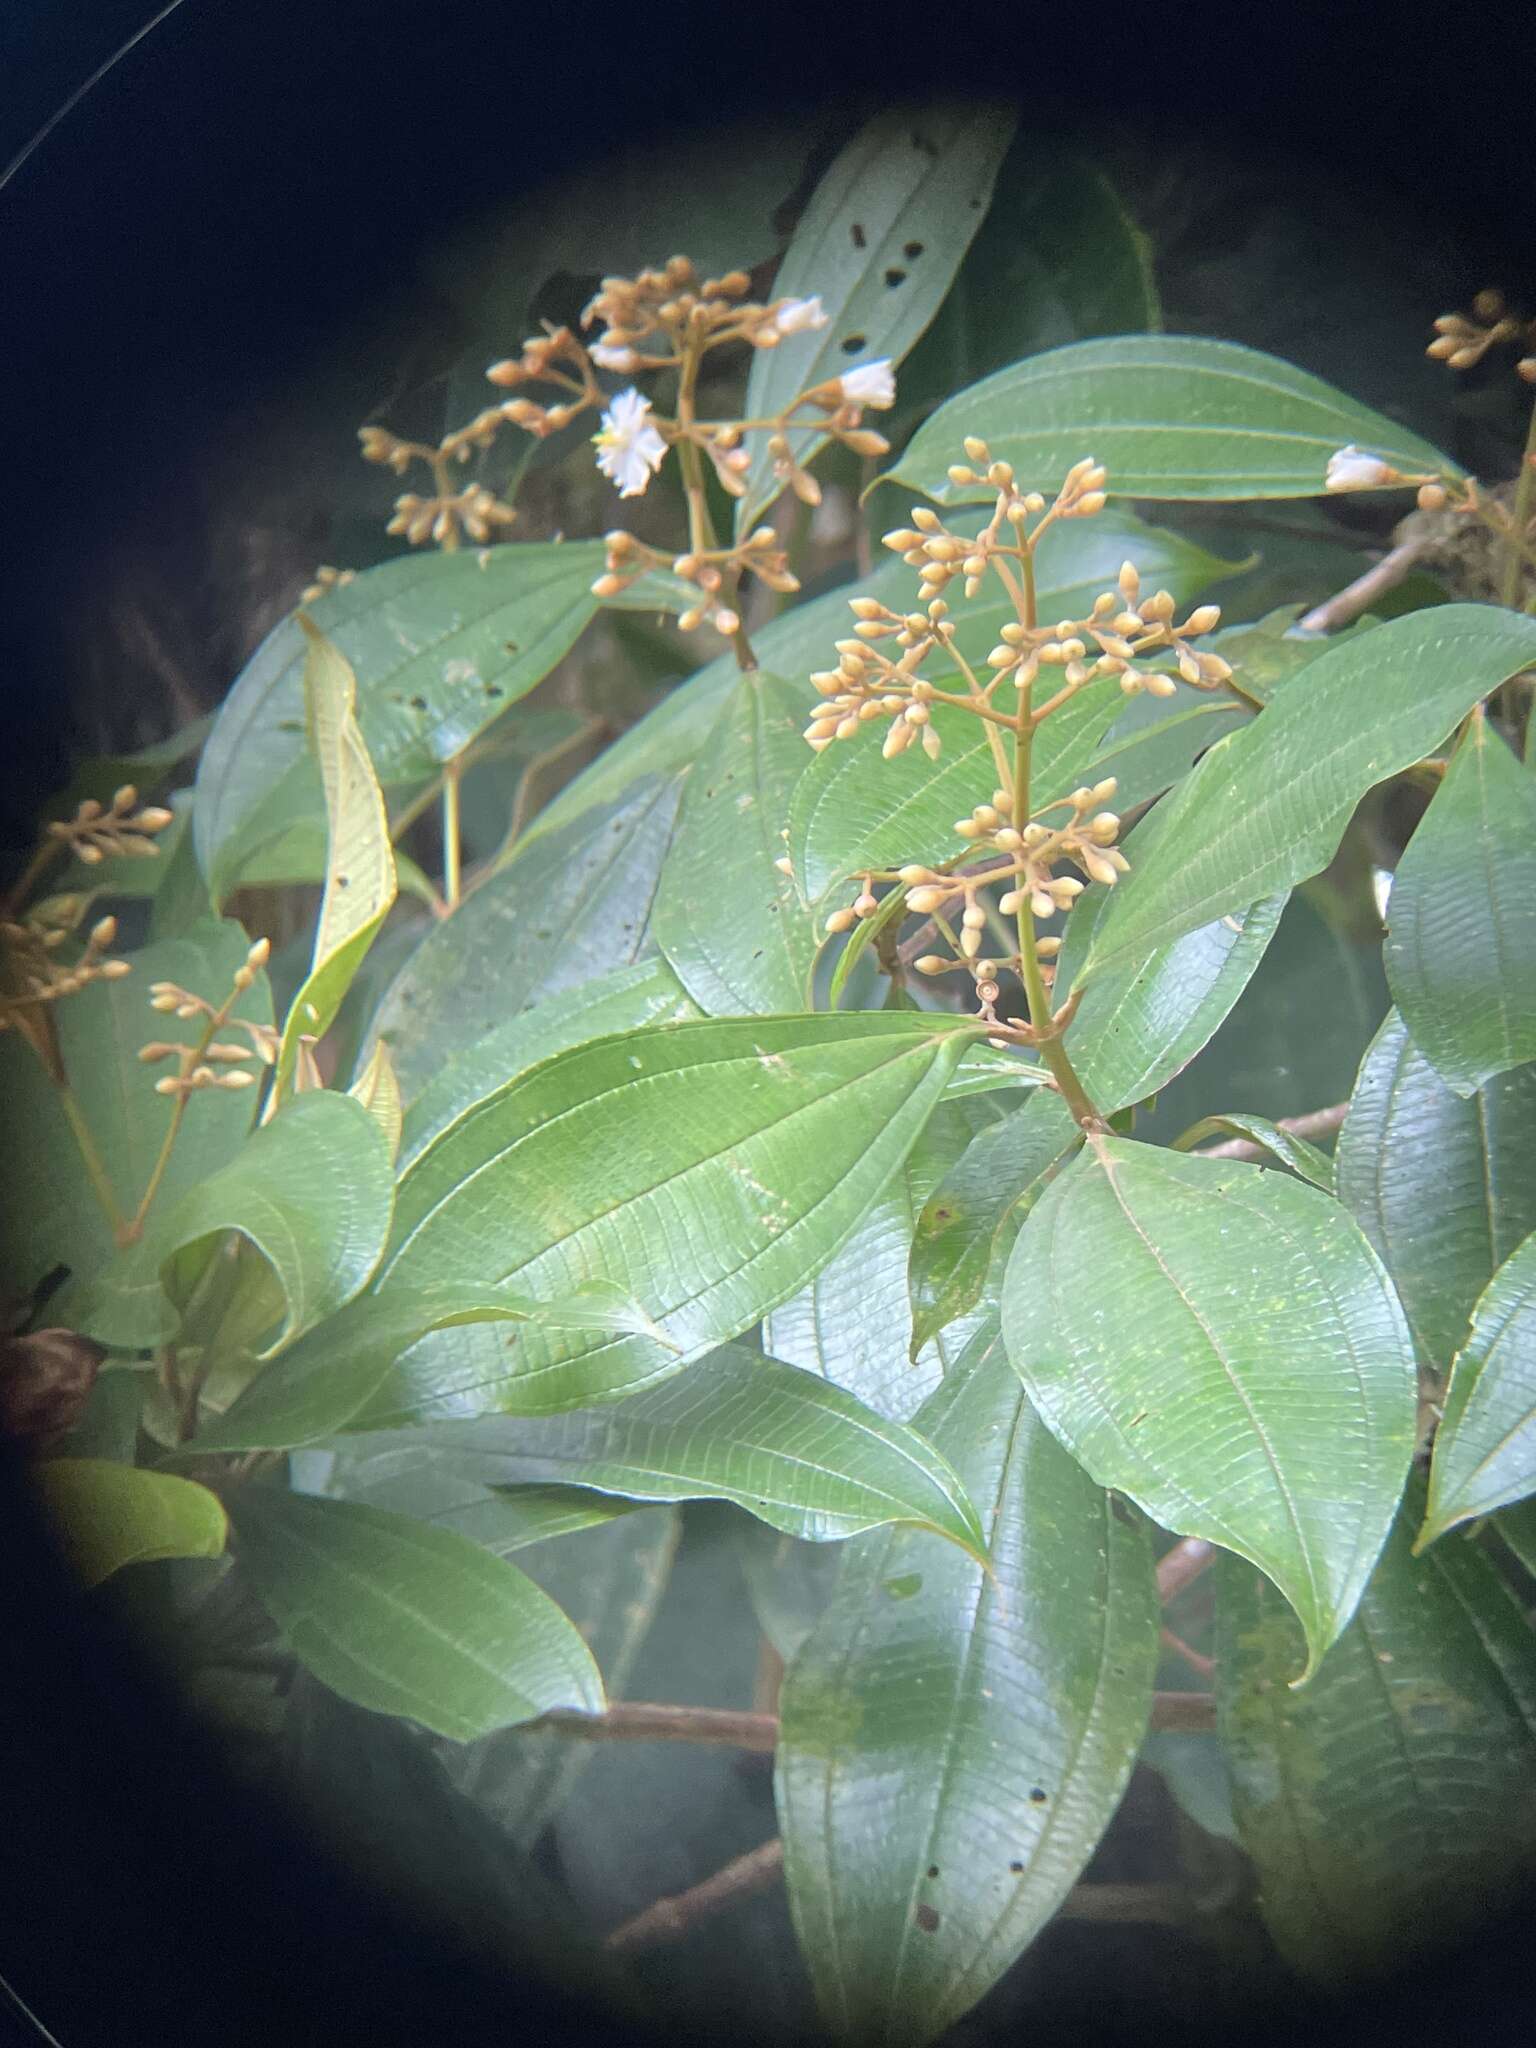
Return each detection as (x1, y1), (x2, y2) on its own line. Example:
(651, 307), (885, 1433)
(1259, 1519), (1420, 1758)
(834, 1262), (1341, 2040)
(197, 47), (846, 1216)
(2, 4), (1533, 2044)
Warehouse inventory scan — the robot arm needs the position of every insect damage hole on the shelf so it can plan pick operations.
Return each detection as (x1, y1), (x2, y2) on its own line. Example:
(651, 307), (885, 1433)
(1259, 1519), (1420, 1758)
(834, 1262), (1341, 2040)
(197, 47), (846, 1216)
(850, 223), (866, 249)
(904, 240), (925, 260)
(915, 1903), (940, 1932)
(883, 268), (907, 289)
(841, 333), (867, 356)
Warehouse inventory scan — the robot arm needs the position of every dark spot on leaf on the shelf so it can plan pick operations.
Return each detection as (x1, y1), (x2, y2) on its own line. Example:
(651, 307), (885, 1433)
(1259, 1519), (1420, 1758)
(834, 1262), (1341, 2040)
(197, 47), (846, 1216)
(884, 268), (906, 289)
(841, 334), (867, 356)
(904, 240), (924, 260)
(336, 875), (350, 888)
(911, 132), (939, 158)
(504, 642), (520, 654)
(1009, 1860), (1024, 1874)
(915, 1903), (940, 1932)
(851, 223), (866, 249)
(926, 1865), (939, 1879)
(1029, 1788), (1048, 1805)
(1110, 1494), (1136, 1526)
(409, 695), (428, 712)
(485, 682), (504, 698)
(931, 1206), (953, 1224)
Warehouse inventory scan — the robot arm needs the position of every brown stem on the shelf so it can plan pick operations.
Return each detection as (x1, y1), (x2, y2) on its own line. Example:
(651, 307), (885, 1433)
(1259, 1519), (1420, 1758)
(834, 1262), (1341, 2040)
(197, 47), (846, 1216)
(1161, 1626), (1216, 1681)
(1503, 395), (1536, 611)
(1193, 1102), (1348, 1162)
(602, 1838), (1197, 1955)
(1298, 539), (1426, 633)
(1157, 1536), (1217, 1604)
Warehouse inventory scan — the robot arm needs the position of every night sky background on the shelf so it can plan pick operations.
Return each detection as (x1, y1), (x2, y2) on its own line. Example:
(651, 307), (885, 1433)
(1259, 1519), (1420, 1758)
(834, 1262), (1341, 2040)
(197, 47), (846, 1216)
(2, 6), (1533, 2047)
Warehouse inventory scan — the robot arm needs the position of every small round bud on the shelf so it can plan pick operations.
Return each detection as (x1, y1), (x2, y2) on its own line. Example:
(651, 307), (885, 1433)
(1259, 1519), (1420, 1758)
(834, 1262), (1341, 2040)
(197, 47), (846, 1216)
(774, 856), (795, 878)
(98, 960), (132, 980)
(1417, 482), (1449, 511)
(910, 507), (942, 533)
(961, 904), (987, 930)
(1181, 605), (1221, 635)
(136, 807), (175, 831)
(915, 955), (951, 976)
(1035, 936), (1063, 959)
(963, 436), (990, 463)
(898, 866), (932, 886)
(246, 937), (272, 969)
(591, 574), (623, 598)
(994, 827), (1023, 852)
(713, 608), (741, 637)
(907, 886), (947, 914)
(903, 703), (931, 726)
(854, 892), (879, 918)
(90, 916), (117, 948)
(947, 465), (976, 486)
(1519, 358), (1536, 386)
(849, 598), (886, 620)
(824, 908), (857, 935)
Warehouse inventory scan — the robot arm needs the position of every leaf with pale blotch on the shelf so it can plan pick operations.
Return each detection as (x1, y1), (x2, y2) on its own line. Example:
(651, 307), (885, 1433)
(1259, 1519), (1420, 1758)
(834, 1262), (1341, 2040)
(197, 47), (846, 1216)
(1384, 710), (1536, 1096)
(1081, 606), (1536, 979)
(652, 672), (821, 1015)
(370, 1012), (980, 1418)
(274, 621), (397, 1098)
(395, 959), (698, 1172)
(1218, 1477), (1536, 1982)
(33, 1459), (227, 1588)
(1336, 1009), (1536, 1372)
(348, 1038), (402, 1160)
(908, 1090), (1079, 1357)
(882, 335), (1459, 506)
(1003, 1138), (1417, 1678)
(1420, 1231), (1536, 1544)
(1169, 1114), (1335, 1192)
(364, 775), (684, 1098)
(71, 1091), (395, 1353)
(776, 1336), (1158, 2047)
(226, 1485), (604, 1740)
(733, 104), (1015, 535)
(339, 1343), (987, 1559)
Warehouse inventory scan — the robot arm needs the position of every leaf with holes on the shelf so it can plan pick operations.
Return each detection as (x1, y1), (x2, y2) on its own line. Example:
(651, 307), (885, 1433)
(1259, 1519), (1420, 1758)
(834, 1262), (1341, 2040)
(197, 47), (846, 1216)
(652, 672), (821, 1015)
(1384, 710), (1536, 1096)
(1080, 606), (1536, 980)
(1336, 1010), (1536, 1371)
(734, 104), (1015, 535)
(226, 1485), (604, 1739)
(882, 335), (1459, 506)
(776, 1336), (1158, 2046)
(1002, 1139), (1417, 1678)
(369, 1012), (980, 1417)
(1217, 1477), (1536, 1981)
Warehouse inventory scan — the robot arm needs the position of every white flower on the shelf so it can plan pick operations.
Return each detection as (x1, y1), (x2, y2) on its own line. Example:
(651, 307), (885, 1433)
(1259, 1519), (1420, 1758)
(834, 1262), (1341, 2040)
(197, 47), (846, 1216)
(838, 359), (896, 409)
(592, 388), (668, 498)
(1325, 445), (1393, 492)
(590, 339), (641, 372)
(768, 295), (828, 338)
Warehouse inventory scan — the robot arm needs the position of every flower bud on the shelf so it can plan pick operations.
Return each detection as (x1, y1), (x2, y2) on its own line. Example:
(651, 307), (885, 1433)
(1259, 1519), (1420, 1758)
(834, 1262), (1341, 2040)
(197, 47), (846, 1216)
(907, 886), (947, 914)
(824, 908), (857, 935)
(915, 955), (951, 976)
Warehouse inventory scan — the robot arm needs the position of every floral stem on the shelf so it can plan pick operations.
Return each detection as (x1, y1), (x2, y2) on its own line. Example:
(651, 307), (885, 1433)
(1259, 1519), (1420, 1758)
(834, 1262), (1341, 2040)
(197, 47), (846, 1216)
(1501, 395), (1536, 612)
(441, 755), (463, 912)
(59, 1086), (127, 1235)
(2, 835), (64, 920)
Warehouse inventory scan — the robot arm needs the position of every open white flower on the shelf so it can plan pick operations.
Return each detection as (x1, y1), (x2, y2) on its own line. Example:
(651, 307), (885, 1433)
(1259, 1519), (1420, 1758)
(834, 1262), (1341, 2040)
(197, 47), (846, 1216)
(767, 295), (828, 339)
(592, 388), (668, 498)
(838, 359), (896, 409)
(590, 339), (642, 372)
(1325, 445), (1394, 492)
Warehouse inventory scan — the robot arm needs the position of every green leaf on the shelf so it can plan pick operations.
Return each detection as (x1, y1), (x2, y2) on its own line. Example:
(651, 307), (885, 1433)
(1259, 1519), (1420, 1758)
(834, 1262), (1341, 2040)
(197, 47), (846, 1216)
(1080, 606), (1536, 980)
(188, 1283), (669, 1454)
(1002, 1139), (1417, 1677)
(194, 544), (621, 900)
(364, 775), (684, 1099)
(273, 621), (397, 1097)
(1420, 1231), (1536, 1542)
(1217, 1478), (1536, 1981)
(226, 1485), (604, 1739)
(1384, 710), (1536, 1096)
(1495, 1499), (1536, 1577)
(889, 149), (1158, 443)
(1336, 1010), (1536, 1371)
(765, 1097), (1008, 1421)
(776, 1338), (1159, 2045)
(341, 1343), (987, 1558)
(882, 336), (1460, 507)
(375, 1012), (980, 1415)
(396, 958), (698, 1171)
(1083, 691), (1250, 816)
(909, 1091), (1080, 1357)
(323, 1439), (643, 1551)
(347, 1038), (402, 1160)
(734, 103), (1015, 534)
(72, 1091), (395, 1353)
(1055, 879), (1287, 1117)
(1168, 1114), (1336, 1192)
(788, 513), (1237, 901)
(33, 1459), (227, 1588)
(0, 921), (272, 1304)
(652, 672), (821, 1014)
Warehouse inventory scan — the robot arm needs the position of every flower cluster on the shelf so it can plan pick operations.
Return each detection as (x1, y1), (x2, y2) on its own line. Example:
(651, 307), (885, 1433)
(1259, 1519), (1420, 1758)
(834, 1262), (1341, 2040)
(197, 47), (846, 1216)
(1427, 289), (1536, 383)
(47, 785), (175, 868)
(0, 910), (131, 1022)
(138, 938), (274, 1099)
(359, 417), (521, 550)
(591, 522), (799, 637)
(299, 564), (357, 606)
(804, 443), (1232, 770)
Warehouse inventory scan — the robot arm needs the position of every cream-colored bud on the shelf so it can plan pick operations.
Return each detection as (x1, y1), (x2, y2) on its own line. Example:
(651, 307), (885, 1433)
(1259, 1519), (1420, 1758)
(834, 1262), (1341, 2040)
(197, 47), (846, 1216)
(218, 1069), (257, 1089)
(857, 701), (882, 722)
(150, 991), (179, 1011)
(824, 908), (857, 935)
(883, 721), (915, 759)
(961, 904), (987, 930)
(882, 529), (919, 551)
(999, 889), (1024, 915)
(953, 819), (983, 840)
(962, 554), (986, 580)
(903, 703), (931, 727)
(1082, 850), (1121, 887)
(1120, 674), (1145, 695)
(1519, 358), (1536, 385)
(915, 955), (951, 975)
(713, 608), (741, 637)
(1177, 650), (1202, 685)
(898, 865), (932, 886)
(247, 937), (272, 969)
(77, 844), (104, 866)
(1145, 672), (1179, 698)
(1417, 482), (1449, 510)
(986, 646), (1017, 669)
(99, 959), (132, 980)
(907, 886), (947, 914)
(994, 827), (1023, 852)
(921, 726), (942, 760)
(835, 716), (860, 741)
(923, 537), (965, 561)
(1088, 814), (1121, 844)
(591, 574), (624, 598)
(679, 608), (704, 632)
(849, 598), (886, 620)
(854, 892), (879, 918)
(947, 465), (975, 486)
(1074, 492), (1107, 517)
(963, 436), (990, 463)
(960, 926), (982, 958)
(774, 857), (795, 879)
(911, 507), (942, 532)
(986, 461), (1013, 486)
(1182, 605), (1221, 636)
(137, 807), (175, 831)
(89, 916), (117, 948)
(154, 1075), (183, 1096)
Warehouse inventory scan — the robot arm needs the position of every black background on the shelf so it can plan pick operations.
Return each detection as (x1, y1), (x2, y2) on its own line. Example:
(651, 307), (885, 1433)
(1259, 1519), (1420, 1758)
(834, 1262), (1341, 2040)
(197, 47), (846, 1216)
(2, 4), (1533, 2043)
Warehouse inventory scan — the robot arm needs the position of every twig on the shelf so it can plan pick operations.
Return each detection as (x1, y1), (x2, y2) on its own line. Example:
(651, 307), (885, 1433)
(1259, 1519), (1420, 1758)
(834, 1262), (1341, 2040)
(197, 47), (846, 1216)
(1160, 1627), (1216, 1681)
(1193, 1102), (1348, 1162)
(1157, 1537), (1216, 1603)
(1298, 539), (1425, 633)
(1151, 1691), (1216, 1732)
(532, 1703), (779, 1752)
(602, 1839), (1198, 1954)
